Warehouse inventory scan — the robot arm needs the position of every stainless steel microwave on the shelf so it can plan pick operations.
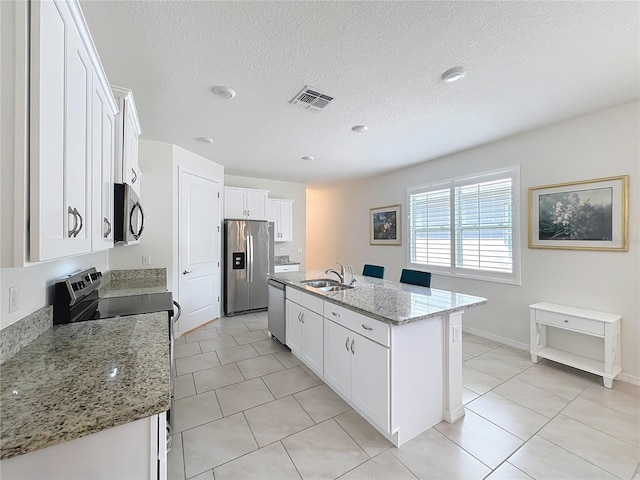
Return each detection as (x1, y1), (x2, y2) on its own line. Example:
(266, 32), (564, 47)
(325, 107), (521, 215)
(114, 183), (144, 244)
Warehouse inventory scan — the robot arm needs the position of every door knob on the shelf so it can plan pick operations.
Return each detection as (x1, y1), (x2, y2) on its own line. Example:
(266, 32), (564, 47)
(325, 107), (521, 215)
(183, 270), (192, 275)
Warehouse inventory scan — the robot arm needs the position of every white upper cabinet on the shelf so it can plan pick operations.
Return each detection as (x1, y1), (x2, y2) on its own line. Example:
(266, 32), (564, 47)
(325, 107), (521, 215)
(224, 187), (268, 220)
(266, 199), (293, 242)
(112, 86), (142, 196)
(29, 0), (116, 261)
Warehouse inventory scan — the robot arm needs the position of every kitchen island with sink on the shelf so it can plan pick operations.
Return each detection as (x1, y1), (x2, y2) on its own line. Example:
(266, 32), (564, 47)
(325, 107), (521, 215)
(269, 270), (487, 447)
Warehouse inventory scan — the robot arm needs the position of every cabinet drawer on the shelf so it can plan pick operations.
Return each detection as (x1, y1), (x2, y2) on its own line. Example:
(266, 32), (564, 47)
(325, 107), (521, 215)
(286, 287), (323, 315)
(535, 310), (604, 336)
(324, 303), (390, 347)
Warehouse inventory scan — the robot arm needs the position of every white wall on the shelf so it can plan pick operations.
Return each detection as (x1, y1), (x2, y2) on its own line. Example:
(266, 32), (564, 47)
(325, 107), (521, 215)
(224, 174), (307, 270)
(307, 101), (640, 381)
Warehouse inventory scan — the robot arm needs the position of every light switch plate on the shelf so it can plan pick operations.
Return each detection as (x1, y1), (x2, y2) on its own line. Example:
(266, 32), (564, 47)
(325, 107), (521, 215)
(9, 286), (19, 313)
(142, 255), (151, 265)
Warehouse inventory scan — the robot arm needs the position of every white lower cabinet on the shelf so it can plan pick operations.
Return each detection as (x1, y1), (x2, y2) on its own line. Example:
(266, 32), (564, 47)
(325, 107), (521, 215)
(324, 319), (390, 431)
(0, 413), (167, 480)
(286, 299), (323, 375)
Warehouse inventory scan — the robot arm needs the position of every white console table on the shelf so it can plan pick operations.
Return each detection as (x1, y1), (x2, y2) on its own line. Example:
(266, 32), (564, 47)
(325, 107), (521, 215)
(529, 302), (621, 388)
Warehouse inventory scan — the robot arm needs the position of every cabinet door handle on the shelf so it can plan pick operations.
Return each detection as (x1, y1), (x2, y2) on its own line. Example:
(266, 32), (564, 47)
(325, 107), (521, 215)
(350, 339), (355, 354)
(68, 206), (78, 238)
(361, 324), (373, 331)
(247, 210), (250, 217)
(300, 312), (304, 324)
(345, 337), (350, 351)
(564, 319), (569, 323)
(131, 168), (137, 184)
(103, 217), (111, 238)
(73, 208), (83, 237)
(331, 311), (340, 318)
(183, 270), (192, 275)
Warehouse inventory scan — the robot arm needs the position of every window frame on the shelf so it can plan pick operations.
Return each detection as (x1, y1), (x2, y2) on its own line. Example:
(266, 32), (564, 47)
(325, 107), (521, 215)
(406, 166), (521, 285)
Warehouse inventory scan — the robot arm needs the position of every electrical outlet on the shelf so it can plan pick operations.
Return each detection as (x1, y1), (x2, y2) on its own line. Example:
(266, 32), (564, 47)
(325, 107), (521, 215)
(452, 325), (461, 342)
(279, 247), (284, 254)
(9, 286), (19, 313)
(297, 248), (303, 253)
(142, 255), (151, 265)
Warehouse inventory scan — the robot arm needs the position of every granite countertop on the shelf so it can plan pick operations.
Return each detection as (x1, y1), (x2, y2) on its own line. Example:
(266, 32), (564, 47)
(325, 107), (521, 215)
(99, 268), (168, 298)
(0, 313), (170, 460)
(274, 255), (300, 266)
(270, 270), (487, 326)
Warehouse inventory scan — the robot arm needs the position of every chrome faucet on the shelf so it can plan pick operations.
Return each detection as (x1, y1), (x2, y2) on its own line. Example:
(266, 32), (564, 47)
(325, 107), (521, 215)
(325, 262), (345, 283)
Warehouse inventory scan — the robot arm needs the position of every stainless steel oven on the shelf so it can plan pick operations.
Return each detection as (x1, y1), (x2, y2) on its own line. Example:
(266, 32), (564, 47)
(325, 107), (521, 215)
(114, 183), (144, 244)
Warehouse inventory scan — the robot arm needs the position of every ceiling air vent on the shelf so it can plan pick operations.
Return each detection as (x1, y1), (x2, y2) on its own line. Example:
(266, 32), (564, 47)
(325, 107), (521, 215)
(290, 86), (334, 111)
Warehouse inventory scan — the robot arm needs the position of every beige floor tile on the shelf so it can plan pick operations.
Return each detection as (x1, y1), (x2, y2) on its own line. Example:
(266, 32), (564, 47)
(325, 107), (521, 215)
(198, 336), (238, 353)
(176, 351), (222, 376)
(168, 432), (185, 480)
(216, 324), (250, 336)
(465, 334), (502, 348)
(334, 409), (393, 457)
(390, 428), (491, 479)
(213, 442), (301, 480)
(173, 390), (222, 433)
(205, 317), (236, 328)
(193, 363), (245, 393)
(294, 384), (351, 423)
(483, 345), (534, 370)
(175, 341), (202, 359)
(263, 366), (320, 398)
(467, 392), (549, 440)
(252, 338), (288, 355)
(216, 377), (275, 416)
(216, 344), (259, 365)
(462, 387), (480, 405)
(182, 413), (257, 478)
(484, 462), (533, 479)
(274, 350), (303, 368)
(463, 341), (497, 357)
(562, 396), (640, 447)
(509, 435), (618, 479)
(184, 328), (220, 343)
(282, 419), (369, 480)
(579, 382), (640, 419)
(462, 365), (503, 395)
(187, 471), (213, 480)
(232, 329), (269, 345)
(175, 335), (186, 345)
(512, 362), (594, 400)
(634, 470), (640, 480)
(237, 354), (285, 379)
(539, 414), (640, 479)
(435, 410), (523, 468)
(493, 377), (570, 418)
(244, 318), (269, 331)
(463, 352), (474, 361)
(244, 395), (314, 447)
(299, 363), (324, 384)
(464, 355), (524, 381)
(174, 373), (196, 400)
(338, 450), (418, 480)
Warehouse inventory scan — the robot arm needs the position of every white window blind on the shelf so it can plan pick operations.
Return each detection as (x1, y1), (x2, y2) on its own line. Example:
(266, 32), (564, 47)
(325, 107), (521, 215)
(408, 167), (520, 284)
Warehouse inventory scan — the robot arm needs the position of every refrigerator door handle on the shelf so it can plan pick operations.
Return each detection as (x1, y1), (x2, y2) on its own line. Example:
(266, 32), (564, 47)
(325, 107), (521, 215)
(248, 235), (254, 283)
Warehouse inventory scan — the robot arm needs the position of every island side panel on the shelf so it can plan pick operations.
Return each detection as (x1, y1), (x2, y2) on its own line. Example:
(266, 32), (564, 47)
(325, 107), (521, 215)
(390, 315), (444, 447)
(443, 310), (465, 423)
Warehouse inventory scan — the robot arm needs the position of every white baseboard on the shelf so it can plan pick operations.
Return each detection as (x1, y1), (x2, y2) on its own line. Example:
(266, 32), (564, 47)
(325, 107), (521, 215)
(462, 326), (529, 351)
(619, 372), (640, 386)
(463, 327), (640, 387)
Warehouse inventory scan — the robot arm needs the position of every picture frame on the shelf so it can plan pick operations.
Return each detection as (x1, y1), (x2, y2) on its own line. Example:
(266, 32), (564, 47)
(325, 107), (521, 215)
(528, 175), (629, 251)
(370, 204), (402, 245)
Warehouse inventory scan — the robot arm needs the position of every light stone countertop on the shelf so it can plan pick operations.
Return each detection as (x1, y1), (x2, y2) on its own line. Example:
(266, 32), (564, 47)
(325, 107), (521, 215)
(0, 313), (170, 461)
(270, 270), (487, 325)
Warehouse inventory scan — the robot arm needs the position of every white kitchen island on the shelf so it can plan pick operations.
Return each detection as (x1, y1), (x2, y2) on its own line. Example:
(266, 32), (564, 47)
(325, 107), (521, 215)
(270, 271), (487, 447)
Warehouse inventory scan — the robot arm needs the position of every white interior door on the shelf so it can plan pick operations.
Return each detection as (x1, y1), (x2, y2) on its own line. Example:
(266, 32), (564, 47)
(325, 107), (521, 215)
(178, 171), (220, 333)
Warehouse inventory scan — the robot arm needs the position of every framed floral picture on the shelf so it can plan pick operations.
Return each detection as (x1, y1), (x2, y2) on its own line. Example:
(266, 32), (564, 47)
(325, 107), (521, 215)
(528, 175), (629, 251)
(370, 204), (401, 245)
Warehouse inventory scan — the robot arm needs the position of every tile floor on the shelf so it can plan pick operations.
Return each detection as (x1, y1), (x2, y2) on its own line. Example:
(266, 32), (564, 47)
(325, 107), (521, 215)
(169, 311), (640, 480)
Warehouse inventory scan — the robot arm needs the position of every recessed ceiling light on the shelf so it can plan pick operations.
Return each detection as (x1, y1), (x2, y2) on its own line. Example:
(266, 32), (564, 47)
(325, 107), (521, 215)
(211, 86), (236, 99)
(301, 156), (314, 161)
(441, 67), (467, 83)
(351, 125), (368, 133)
(196, 137), (214, 143)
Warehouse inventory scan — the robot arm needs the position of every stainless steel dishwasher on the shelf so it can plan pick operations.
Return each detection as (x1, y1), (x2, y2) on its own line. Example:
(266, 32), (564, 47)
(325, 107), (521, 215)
(267, 278), (286, 345)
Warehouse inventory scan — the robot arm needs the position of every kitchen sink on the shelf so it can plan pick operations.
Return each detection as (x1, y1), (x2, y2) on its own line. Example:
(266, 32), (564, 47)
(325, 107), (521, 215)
(301, 279), (354, 292)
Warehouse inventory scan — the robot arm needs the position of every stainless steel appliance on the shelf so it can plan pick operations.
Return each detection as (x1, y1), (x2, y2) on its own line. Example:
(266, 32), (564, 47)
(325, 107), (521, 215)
(224, 219), (273, 316)
(267, 278), (286, 344)
(114, 183), (144, 244)
(53, 267), (179, 452)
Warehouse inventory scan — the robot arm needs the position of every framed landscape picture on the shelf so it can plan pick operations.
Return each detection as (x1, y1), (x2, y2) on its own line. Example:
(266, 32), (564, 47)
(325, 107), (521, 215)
(529, 175), (629, 251)
(370, 204), (401, 245)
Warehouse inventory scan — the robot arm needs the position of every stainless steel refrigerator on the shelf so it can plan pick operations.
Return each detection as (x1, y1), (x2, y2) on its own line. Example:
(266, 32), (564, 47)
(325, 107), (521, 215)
(224, 220), (273, 316)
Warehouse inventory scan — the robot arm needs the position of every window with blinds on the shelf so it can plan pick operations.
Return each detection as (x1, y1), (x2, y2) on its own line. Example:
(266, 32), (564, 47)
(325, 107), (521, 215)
(408, 167), (520, 284)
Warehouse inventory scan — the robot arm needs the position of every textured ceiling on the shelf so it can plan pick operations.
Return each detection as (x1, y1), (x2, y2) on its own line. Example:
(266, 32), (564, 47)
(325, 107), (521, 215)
(80, 1), (639, 184)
